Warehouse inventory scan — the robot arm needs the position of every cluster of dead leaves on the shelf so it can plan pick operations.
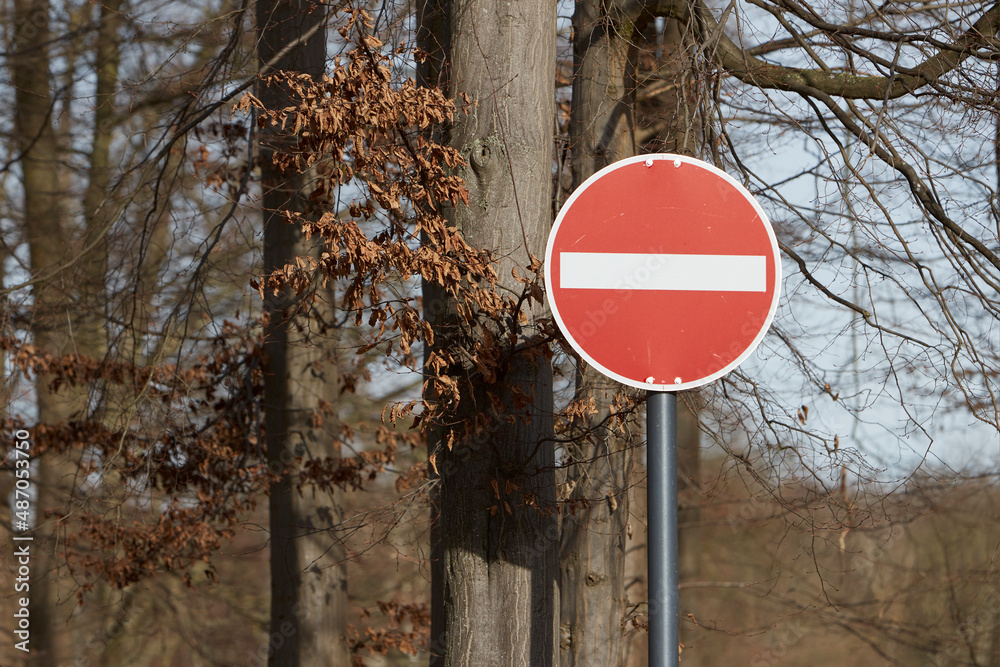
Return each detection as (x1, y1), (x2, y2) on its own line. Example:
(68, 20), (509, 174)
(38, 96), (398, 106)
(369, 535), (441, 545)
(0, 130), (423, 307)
(238, 11), (547, 443)
(237, 17), (510, 425)
(1, 324), (266, 595)
(348, 598), (431, 665)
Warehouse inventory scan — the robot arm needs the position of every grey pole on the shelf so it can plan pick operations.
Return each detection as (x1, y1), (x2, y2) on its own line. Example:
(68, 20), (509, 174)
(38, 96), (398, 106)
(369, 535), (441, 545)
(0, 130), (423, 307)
(647, 390), (678, 667)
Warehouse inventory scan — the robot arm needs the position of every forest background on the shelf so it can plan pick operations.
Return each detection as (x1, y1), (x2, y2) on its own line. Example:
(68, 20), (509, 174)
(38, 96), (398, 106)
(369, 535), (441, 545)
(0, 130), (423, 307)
(0, 0), (998, 666)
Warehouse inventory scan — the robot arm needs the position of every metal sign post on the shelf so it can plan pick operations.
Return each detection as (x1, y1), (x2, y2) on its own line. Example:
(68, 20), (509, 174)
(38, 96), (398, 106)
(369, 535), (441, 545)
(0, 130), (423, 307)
(543, 154), (782, 667)
(647, 390), (679, 667)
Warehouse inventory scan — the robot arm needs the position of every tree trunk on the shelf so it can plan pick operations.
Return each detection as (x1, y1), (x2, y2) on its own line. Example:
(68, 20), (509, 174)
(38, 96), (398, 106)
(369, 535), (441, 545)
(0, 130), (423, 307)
(1, 244), (15, 667)
(419, 1), (558, 665)
(257, 3), (349, 666)
(80, 4), (130, 664)
(559, 2), (637, 665)
(78, 0), (122, 367)
(560, 9), (708, 664)
(0, 451), (15, 667)
(675, 396), (700, 663)
(12, 0), (82, 662)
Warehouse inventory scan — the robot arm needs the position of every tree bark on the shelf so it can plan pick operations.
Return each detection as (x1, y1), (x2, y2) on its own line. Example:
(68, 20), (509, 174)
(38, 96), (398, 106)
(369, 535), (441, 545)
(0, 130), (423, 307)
(559, 9), (708, 664)
(78, 0), (122, 368)
(419, 1), (558, 665)
(559, 2), (637, 665)
(11, 0), (83, 662)
(257, 3), (349, 666)
(1, 243), (15, 667)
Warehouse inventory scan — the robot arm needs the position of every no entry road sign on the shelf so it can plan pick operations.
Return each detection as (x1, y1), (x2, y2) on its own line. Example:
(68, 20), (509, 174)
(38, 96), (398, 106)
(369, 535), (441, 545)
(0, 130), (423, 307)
(545, 154), (781, 391)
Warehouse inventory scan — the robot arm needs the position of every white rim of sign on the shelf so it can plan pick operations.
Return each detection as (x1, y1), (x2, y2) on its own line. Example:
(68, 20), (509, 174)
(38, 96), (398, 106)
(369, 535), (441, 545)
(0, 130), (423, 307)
(544, 153), (782, 392)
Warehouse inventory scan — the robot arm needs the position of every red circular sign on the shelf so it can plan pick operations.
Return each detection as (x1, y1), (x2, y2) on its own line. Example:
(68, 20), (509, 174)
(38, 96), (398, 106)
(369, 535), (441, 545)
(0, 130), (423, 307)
(545, 154), (781, 391)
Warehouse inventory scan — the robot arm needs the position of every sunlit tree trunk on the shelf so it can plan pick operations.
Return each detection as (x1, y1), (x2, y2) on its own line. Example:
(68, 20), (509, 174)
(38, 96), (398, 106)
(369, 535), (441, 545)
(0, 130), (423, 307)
(419, 1), (559, 665)
(257, 2), (349, 665)
(559, 2), (636, 665)
(559, 8), (708, 664)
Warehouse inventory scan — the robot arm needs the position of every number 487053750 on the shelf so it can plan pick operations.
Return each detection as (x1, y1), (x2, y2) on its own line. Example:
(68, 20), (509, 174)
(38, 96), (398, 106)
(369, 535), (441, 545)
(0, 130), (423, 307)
(12, 429), (32, 529)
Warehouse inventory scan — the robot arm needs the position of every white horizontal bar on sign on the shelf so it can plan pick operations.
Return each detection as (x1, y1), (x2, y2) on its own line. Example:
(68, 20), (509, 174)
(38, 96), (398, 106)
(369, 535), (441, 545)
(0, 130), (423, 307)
(560, 252), (767, 292)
